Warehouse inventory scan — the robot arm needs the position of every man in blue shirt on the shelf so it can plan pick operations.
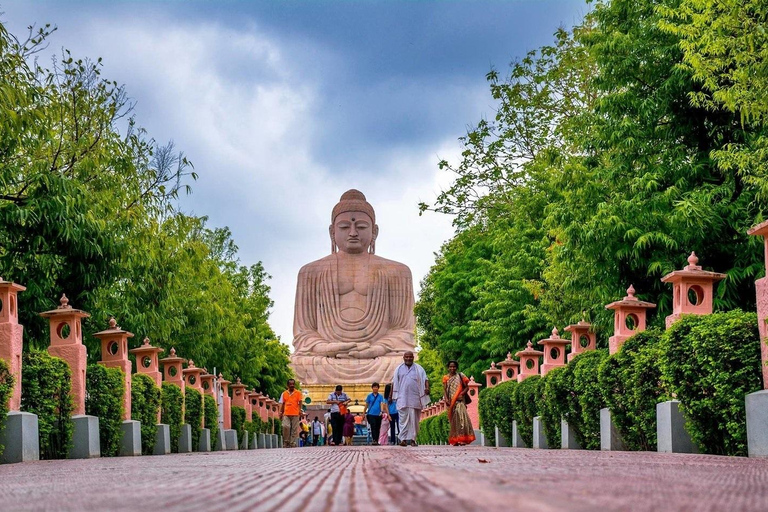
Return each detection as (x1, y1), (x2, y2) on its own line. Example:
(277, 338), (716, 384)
(364, 382), (386, 445)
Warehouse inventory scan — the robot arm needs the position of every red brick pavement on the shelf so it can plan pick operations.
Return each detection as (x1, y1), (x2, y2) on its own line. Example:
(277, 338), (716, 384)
(1, 446), (768, 511)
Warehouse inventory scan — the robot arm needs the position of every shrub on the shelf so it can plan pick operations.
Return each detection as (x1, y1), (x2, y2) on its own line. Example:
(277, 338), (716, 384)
(479, 380), (517, 443)
(203, 394), (219, 444)
(570, 350), (608, 450)
(85, 364), (125, 457)
(161, 383), (183, 453)
(231, 406), (246, 440)
(21, 350), (74, 459)
(661, 311), (762, 456)
(511, 375), (544, 447)
(598, 329), (665, 451)
(184, 387), (203, 450)
(416, 412), (449, 445)
(272, 417), (281, 436)
(131, 373), (161, 455)
(0, 358), (14, 457)
(541, 366), (572, 447)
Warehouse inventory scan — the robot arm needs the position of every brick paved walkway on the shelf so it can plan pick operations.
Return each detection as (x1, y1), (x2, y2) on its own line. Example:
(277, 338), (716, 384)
(2, 446), (768, 511)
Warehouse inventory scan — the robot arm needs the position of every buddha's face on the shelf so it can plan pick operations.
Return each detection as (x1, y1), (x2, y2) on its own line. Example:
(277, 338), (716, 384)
(331, 211), (377, 254)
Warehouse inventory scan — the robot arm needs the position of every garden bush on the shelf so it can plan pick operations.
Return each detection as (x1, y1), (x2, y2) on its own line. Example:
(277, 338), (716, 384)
(570, 349), (608, 450)
(598, 329), (665, 451)
(231, 406), (246, 440)
(184, 387), (203, 450)
(131, 373), (161, 455)
(541, 365), (573, 447)
(203, 394), (219, 444)
(661, 311), (762, 456)
(21, 350), (74, 459)
(0, 358), (13, 457)
(271, 417), (281, 436)
(161, 383), (183, 453)
(479, 380), (517, 443)
(510, 375), (544, 447)
(85, 364), (125, 457)
(416, 412), (449, 445)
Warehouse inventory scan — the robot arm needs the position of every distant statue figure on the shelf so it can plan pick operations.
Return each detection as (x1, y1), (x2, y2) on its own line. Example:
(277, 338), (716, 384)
(291, 189), (416, 385)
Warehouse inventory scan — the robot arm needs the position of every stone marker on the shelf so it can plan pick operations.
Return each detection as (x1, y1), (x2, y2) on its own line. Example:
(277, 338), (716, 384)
(249, 433), (257, 450)
(213, 428), (226, 451)
(70, 415), (100, 459)
(657, 400), (697, 453)
(198, 428), (211, 452)
(120, 420), (142, 456)
(178, 424), (192, 453)
(240, 430), (249, 450)
(561, 418), (581, 449)
(512, 420), (527, 448)
(258, 433), (266, 449)
(225, 430), (238, 451)
(533, 416), (548, 449)
(0, 411), (40, 464)
(277, 434), (282, 448)
(154, 424), (170, 455)
(495, 425), (509, 448)
(600, 408), (626, 451)
(746, 390), (768, 457)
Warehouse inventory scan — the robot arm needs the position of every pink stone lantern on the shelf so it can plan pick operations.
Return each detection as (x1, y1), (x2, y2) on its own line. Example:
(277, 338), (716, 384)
(182, 360), (203, 392)
(200, 372), (217, 403)
(246, 391), (257, 422)
(257, 393), (269, 422)
(219, 374), (232, 430)
(466, 376), (481, 430)
(538, 327), (570, 376)
(40, 294), (90, 416)
(230, 378), (247, 413)
(661, 252), (726, 328)
(605, 285), (656, 355)
(749, 220), (768, 388)
(499, 352), (521, 382)
(515, 341), (544, 382)
(129, 337), (164, 388)
(159, 348), (185, 389)
(565, 319), (596, 362)
(482, 361), (502, 388)
(93, 318), (135, 421)
(0, 278), (25, 411)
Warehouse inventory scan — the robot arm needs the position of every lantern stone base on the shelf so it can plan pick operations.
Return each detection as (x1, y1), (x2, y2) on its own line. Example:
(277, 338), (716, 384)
(213, 428), (226, 451)
(120, 420), (141, 456)
(153, 424), (170, 455)
(225, 430), (238, 450)
(657, 400), (698, 453)
(178, 424), (192, 453)
(746, 390), (768, 457)
(238, 430), (248, 450)
(561, 418), (581, 449)
(249, 433), (257, 449)
(494, 426), (509, 447)
(198, 428), (211, 452)
(512, 420), (527, 448)
(600, 408), (626, 451)
(258, 433), (266, 449)
(533, 416), (548, 449)
(0, 411), (40, 464)
(70, 415), (100, 459)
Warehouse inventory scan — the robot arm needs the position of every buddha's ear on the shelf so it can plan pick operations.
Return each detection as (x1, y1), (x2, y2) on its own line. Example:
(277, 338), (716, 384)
(370, 224), (379, 254)
(329, 224), (336, 254)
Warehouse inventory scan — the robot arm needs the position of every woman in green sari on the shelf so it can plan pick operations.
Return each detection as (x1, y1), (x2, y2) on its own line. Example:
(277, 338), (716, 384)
(442, 360), (476, 446)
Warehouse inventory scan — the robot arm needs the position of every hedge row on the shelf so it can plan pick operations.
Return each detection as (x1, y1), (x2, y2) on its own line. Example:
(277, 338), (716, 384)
(161, 383), (184, 453)
(478, 311), (763, 456)
(416, 412), (449, 445)
(85, 364), (125, 457)
(132, 373), (161, 455)
(203, 394), (219, 444)
(184, 388), (204, 450)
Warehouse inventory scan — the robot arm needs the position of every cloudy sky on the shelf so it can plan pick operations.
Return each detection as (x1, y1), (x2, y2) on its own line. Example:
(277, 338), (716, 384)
(2, 0), (588, 346)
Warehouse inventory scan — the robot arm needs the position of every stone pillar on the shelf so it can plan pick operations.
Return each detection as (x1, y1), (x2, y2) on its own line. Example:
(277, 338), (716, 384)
(482, 361), (501, 388)
(605, 285), (656, 354)
(129, 337), (164, 423)
(748, 221), (768, 388)
(661, 252), (726, 328)
(159, 348), (185, 390)
(499, 352), (520, 382)
(561, 418), (581, 449)
(182, 360), (203, 393)
(93, 318), (134, 421)
(657, 400), (698, 453)
(0, 278), (26, 411)
(515, 341), (544, 382)
(201, 373), (216, 403)
(219, 375), (232, 431)
(466, 376), (481, 430)
(565, 319), (596, 363)
(532, 416), (548, 449)
(538, 327), (569, 376)
(600, 408), (626, 451)
(230, 378), (247, 410)
(41, 294), (90, 416)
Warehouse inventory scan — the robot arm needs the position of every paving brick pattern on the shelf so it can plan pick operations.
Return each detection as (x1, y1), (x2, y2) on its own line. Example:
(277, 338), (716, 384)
(2, 446), (768, 511)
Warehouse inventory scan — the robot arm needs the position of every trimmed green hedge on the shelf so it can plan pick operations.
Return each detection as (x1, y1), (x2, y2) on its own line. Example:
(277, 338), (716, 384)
(661, 311), (762, 456)
(569, 350), (608, 450)
(0, 358), (14, 457)
(271, 417), (281, 436)
(21, 350), (74, 459)
(511, 375), (543, 447)
(184, 387), (203, 450)
(203, 394), (219, 444)
(541, 365), (571, 446)
(416, 412), (449, 445)
(231, 406), (246, 440)
(161, 383), (183, 453)
(85, 364), (125, 457)
(132, 373), (161, 455)
(479, 379), (517, 442)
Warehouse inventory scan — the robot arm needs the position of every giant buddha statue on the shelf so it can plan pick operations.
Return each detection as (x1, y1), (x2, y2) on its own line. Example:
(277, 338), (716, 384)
(291, 189), (416, 385)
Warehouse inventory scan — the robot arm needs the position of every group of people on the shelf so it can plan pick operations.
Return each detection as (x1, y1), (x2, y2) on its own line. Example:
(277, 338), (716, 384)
(279, 351), (476, 447)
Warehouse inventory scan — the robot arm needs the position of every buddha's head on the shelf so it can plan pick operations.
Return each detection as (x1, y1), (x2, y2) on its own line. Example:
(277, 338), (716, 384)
(330, 189), (379, 254)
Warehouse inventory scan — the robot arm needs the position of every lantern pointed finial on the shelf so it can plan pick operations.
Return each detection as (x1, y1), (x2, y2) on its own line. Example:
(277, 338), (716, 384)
(686, 251), (701, 270)
(626, 284), (636, 299)
(551, 326), (559, 338)
(59, 294), (70, 309)
(108, 317), (117, 329)
(170, 347), (176, 356)
(142, 336), (150, 345)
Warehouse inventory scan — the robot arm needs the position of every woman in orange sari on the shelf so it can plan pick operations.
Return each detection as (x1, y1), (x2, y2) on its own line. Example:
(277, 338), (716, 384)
(442, 360), (476, 446)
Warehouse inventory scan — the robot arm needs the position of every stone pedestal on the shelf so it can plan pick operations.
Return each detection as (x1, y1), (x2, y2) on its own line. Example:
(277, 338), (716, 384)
(258, 433), (266, 449)
(277, 434), (282, 448)
(120, 420), (141, 456)
(225, 430), (238, 450)
(198, 428), (211, 452)
(154, 424), (170, 455)
(178, 424), (192, 453)
(657, 400), (698, 453)
(0, 279), (26, 412)
(249, 433), (257, 450)
(213, 428), (226, 451)
(746, 390), (768, 457)
(69, 415), (100, 459)
(239, 430), (248, 450)
(494, 425), (509, 448)
(561, 418), (581, 449)
(0, 411), (39, 464)
(533, 416), (548, 449)
(512, 420), (527, 448)
(600, 408), (626, 451)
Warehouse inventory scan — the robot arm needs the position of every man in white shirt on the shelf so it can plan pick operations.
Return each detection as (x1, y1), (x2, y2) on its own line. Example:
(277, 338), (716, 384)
(391, 351), (430, 446)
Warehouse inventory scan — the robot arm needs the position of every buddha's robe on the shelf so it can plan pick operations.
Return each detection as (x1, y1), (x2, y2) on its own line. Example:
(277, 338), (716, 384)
(291, 253), (415, 384)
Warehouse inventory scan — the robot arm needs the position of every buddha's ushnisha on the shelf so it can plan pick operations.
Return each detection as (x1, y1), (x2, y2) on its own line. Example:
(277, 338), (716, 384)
(291, 189), (415, 385)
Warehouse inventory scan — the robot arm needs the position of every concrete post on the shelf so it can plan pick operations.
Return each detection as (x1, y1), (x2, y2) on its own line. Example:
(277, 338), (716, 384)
(657, 400), (698, 453)
(600, 408), (626, 451)
(533, 416), (548, 449)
